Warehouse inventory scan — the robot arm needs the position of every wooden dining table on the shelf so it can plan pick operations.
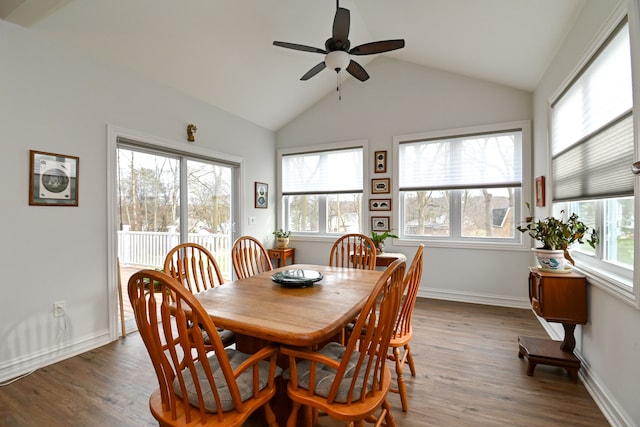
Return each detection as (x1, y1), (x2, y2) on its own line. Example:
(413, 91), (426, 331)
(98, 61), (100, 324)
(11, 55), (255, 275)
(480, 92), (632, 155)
(194, 263), (383, 350)
(192, 263), (385, 424)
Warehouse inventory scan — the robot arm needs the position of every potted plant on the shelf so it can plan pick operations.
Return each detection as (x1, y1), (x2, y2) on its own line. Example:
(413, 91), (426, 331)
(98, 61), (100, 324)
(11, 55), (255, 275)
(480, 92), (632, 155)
(273, 228), (291, 248)
(517, 203), (599, 270)
(370, 230), (399, 254)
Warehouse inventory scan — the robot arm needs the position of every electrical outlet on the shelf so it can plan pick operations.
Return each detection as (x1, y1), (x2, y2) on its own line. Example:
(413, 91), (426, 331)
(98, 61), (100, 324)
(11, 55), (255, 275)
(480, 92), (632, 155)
(54, 301), (66, 318)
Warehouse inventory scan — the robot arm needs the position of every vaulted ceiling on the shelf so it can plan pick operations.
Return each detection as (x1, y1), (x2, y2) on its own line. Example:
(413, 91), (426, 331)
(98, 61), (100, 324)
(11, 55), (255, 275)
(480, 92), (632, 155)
(2, 0), (585, 131)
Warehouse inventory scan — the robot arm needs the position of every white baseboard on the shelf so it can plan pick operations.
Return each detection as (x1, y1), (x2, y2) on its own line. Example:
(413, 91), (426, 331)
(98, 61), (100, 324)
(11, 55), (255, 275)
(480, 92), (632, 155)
(2, 298), (633, 426)
(537, 321), (634, 427)
(422, 289), (633, 426)
(0, 330), (111, 383)
(420, 288), (531, 309)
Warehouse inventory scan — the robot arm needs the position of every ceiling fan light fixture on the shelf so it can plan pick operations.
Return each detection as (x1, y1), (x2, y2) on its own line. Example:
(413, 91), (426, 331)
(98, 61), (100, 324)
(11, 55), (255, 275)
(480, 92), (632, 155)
(325, 50), (350, 72)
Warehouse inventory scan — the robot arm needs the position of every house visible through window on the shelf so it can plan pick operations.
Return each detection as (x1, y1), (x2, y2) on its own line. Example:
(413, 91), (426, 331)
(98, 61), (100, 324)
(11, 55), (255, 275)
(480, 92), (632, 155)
(280, 144), (364, 235)
(550, 18), (634, 289)
(396, 122), (528, 245)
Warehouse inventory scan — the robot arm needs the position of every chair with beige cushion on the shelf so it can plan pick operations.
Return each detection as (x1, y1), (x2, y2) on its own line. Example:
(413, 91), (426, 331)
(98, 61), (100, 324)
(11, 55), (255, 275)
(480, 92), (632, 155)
(281, 258), (406, 427)
(163, 242), (235, 347)
(128, 269), (281, 427)
(388, 244), (424, 412)
(329, 233), (377, 270)
(231, 235), (273, 280)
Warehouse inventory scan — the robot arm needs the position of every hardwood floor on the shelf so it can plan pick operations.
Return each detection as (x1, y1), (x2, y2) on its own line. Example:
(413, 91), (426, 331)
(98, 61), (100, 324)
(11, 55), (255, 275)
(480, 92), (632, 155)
(0, 299), (609, 426)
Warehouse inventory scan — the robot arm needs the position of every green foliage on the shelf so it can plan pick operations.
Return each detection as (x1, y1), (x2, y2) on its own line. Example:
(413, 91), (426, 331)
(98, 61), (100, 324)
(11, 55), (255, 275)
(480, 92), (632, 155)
(517, 202), (599, 250)
(272, 228), (291, 238)
(370, 230), (399, 245)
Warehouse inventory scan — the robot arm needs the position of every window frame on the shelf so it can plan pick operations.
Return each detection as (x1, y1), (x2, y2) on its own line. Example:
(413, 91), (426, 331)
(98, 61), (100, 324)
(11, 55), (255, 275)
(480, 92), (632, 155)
(548, 7), (640, 309)
(277, 139), (369, 240)
(392, 120), (531, 251)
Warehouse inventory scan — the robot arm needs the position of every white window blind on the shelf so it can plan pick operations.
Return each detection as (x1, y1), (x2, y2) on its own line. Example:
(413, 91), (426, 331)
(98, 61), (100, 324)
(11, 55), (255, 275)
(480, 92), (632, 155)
(399, 131), (522, 191)
(551, 20), (633, 201)
(282, 147), (363, 195)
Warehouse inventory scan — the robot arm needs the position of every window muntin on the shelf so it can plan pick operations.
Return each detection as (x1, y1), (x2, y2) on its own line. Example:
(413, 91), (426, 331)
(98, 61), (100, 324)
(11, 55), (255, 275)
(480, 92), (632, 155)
(398, 126), (524, 243)
(550, 19), (634, 288)
(281, 146), (364, 235)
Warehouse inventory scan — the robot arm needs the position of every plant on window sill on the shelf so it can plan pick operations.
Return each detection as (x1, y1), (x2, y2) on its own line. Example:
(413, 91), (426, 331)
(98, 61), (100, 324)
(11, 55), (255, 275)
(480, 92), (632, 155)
(517, 202), (599, 266)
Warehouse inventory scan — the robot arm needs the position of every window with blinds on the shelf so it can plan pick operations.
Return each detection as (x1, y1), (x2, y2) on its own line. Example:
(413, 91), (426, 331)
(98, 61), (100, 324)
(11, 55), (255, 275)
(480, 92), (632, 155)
(397, 122), (527, 243)
(550, 18), (634, 285)
(552, 19), (634, 202)
(281, 146), (364, 234)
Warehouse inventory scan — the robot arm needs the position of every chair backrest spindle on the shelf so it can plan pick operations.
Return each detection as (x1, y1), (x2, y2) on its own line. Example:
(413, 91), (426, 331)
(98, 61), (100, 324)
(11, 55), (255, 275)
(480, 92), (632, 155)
(163, 242), (224, 294)
(329, 233), (377, 270)
(231, 236), (273, 279)
(128, 269), (280, 426)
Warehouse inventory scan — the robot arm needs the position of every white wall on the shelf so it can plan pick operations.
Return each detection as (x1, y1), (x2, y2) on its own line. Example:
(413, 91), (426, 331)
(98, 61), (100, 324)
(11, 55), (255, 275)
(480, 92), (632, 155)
(0, 20), (276, 380)
(277, 57), (534, 308)
(533, 0), (640, 425)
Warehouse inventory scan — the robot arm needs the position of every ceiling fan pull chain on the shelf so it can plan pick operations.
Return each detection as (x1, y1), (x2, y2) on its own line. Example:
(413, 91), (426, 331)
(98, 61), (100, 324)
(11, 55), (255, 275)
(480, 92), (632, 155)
(337, 72), (342, 101)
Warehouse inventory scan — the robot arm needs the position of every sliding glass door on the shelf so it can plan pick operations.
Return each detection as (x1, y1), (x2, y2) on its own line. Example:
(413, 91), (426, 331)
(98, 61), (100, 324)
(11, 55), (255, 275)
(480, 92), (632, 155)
(116, 144), (235, 278)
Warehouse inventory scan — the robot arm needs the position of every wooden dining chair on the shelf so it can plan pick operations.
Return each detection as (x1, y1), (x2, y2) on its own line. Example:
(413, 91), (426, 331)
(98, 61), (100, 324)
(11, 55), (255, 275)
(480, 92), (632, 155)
(164, 242), (225, 293)
(388, 244), (424, 412)
(281, 258), (406, 427)
(128, 269), (281, 427)
(329, 233), (377, 270)
(231, 235), (273, 280)
(163, 242), (235, 347)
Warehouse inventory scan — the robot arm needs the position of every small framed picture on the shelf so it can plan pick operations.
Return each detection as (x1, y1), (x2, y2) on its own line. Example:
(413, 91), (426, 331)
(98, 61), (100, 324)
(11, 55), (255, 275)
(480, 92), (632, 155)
(535, 176), (545, 207)
(255, 182), (268, 208)
(371, 216), (390, 232)
(371, 178), (390, 194)
(29, 150), (79, 206)
(374, 150), (387, 173)
(369, 198), (391, 211)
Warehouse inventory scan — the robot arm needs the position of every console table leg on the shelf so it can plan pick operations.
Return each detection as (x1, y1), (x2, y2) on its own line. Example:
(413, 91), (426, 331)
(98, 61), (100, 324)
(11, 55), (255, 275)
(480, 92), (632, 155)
(560, 323), (577, 353)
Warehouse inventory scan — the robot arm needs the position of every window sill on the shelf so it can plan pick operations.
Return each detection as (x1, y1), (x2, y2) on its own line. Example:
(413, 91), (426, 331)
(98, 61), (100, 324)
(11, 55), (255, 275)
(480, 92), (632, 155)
(572, 263), (639, 310)
(394, 238), (529, 252)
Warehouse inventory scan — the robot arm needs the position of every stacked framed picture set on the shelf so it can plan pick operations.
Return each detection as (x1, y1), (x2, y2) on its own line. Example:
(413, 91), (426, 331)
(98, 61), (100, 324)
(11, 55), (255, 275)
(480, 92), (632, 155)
(370, 151), (391, 231)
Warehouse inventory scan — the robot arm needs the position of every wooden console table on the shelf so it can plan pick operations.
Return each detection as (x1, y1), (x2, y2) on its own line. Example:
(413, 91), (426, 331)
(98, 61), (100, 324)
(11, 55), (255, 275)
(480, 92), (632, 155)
(375, 252), (406, 267)
(518, 267), (587, 382)
(267, 247), (295, 267)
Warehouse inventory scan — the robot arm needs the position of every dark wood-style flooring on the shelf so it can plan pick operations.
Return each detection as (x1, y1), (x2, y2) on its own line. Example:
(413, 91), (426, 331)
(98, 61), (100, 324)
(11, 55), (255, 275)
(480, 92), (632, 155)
(0, 299), (609, 426)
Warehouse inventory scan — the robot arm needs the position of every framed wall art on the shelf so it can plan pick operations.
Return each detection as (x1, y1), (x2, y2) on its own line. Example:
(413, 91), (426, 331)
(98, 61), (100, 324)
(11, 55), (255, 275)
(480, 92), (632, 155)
(29, 150), (79, 206)
(255, 182), (268, 208)
(369, 198), (391, 211)
(535, 176), (545, 207)
(371, 216), (390, 232)
(371, 178), (390, 194)
(374, 150), (387, 173)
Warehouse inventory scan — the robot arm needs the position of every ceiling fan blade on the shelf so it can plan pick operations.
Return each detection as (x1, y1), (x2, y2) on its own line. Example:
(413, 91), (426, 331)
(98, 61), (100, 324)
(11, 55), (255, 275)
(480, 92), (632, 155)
(332, 7), (350, 42)
(300, 62), (327, 80)
(273, 41), (327, 54)
(349, 39), (405, 55)
(346, 60), (369, 82)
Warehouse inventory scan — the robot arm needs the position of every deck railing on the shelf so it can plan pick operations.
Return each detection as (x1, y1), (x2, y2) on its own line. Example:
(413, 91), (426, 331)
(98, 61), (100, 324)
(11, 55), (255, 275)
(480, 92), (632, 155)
(117, 230), (233, 279)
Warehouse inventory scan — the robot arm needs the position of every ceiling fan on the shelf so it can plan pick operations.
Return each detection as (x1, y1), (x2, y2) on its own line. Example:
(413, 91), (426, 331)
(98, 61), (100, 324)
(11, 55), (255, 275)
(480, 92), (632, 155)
(273, 1), (405, 82)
